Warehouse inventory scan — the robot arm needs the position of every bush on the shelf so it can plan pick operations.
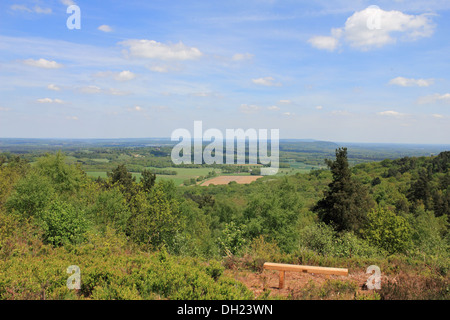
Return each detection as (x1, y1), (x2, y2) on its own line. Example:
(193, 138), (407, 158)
(298, 222), (335, 256)
(0, 232), (253, 300)
(217, 221), (247, 256)
(5, 171), (55, 219)
(410, 206), (449, 257)
(39, 200), (89, 247)
(362, 207), (413, 254)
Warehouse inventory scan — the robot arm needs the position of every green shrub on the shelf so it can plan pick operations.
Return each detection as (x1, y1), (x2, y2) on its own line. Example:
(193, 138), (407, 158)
(5, 171), (55, 219)
(39, 200), (89, 247)
(362, 207), (413, 254)
(298, 222), (335, 256)
(217, 221), (247, 256)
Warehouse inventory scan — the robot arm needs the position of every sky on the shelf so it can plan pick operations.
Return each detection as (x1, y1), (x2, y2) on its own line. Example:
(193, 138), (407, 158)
(0, 0), (449, 144)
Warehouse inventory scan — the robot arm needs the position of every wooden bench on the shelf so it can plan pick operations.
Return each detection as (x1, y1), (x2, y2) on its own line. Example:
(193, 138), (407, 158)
(263, 262), (349, 289)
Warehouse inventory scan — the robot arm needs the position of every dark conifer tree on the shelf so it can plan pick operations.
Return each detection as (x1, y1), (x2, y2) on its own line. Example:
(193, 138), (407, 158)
(313, 147), (374, 232)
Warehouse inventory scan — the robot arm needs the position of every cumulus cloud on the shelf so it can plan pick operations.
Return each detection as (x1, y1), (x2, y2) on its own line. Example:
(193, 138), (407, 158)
(267, 105), (280, 111)
(115, 70), (135, 81)
(417, 93), (450, 104)
(252, 77), (282, 87)
(47, 84), (61, 91)
(94, 70), (136, 81)
(22, 58), (63, 69)
(308, 35), (340, 51)
(149, 65), (170, 73)
(377, 110), (407, 117)
(309, 6), (435, 51)
(98, 25), (113, 32)
(389, 76), (434, 87)
(78, 86), (102, 94)
(119, 39), (203, 60)
(36, 98), (64, 104)
(66, 116), (79, 121)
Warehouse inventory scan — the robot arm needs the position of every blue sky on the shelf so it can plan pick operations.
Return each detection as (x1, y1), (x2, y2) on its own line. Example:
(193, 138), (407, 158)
(0, 0), (449, 143)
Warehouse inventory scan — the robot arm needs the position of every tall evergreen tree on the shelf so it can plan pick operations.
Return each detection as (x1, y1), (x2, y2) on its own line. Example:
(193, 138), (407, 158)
(313, 147), (374, 232)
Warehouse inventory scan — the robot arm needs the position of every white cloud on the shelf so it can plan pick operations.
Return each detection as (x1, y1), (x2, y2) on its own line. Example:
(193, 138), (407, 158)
(10, 5), (32, 12)
(267, 105), (280, 111)
(432, 114), (444, 118)
(77, 85), (129, 96)
(36, 98), (64, 104)
(11, 5), (52, 14)
(252, 76), (282, 87)
(316, 105), (323, 110)
(98, 25), (113, 33)
(78, 86), (102, 94)
(94, 70), (136, 81)
(66, 116), (79, 121)
(119, 39), (203, 60)
(309, 6), (435, 51)
(61, 0), (76, 5)
(0, 107), (11, 112)
(130, 106), (143, 112)
(149, 65), (170, 73)
(232, 53), (254, 61)
(23, 58), (63, 69)
(239, 104), (260, 114)
(377, 110), (407, 117)
(47, 84), (61, 91)
(34, 6), (52, 14)
(282, 112), (294, 116)
(417, 93), (450, 104)
(308, 35), (340, 51)
(115, 70), (135, 81)
(389, 76), (434, 87)
(279, 100), (291, 104)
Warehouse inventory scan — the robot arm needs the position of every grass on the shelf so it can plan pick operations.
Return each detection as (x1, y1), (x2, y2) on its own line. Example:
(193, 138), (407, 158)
(276, 162), (326, 175)
(84, 162), (323, 186)
(86, 167), (222, 186)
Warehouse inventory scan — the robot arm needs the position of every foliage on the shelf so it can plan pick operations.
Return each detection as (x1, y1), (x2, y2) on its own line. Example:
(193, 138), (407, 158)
(217, 221), (247, 256)
(409, 205), (449, 257)
(39, 200), (89, 247)
(0, 231), (253, 300)
(5, 171), (55, 219)
(126, 181), (184, 250)
(0, 147), (449, 300)
(34, 152), (87, 194)
(363, 207), (413, 254)
(313, 148), (375, 232)
(85, 186), (131, 233)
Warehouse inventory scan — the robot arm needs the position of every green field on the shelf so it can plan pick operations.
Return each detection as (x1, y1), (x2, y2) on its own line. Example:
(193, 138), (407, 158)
(86, 167), (222, 186)
(276, 162), (326, 175)
(85, 163), (324, 185)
